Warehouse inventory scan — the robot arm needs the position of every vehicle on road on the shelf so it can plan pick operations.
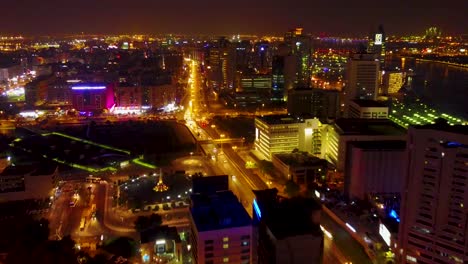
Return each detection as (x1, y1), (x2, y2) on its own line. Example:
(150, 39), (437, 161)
(80, 217), (86, 231)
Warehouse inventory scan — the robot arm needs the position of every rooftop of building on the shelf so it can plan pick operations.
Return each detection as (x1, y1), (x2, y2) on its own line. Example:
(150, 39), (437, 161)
(334, 118), (406, 136)
(253, 189), (322, 240)
(192, 175), (229, 195)
(0, 165), (36, 177)
(351, 99), (387, 108)
(256, 115), (304, 125)
(350, 140), (406, 150)
(274, 152), (329, 168)
(30, 164), (57, 176)
(191, 190), (251, 232)
(0, 163), (57, 177)
(412, 119), (468, 136)
(140, 225), (181, 244)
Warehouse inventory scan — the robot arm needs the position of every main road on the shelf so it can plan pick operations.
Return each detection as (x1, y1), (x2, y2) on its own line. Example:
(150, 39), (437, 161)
(184, 58), (362, 263)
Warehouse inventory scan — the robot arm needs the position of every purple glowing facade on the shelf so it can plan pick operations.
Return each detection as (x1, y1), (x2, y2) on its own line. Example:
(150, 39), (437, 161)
(71, 86), (106, 90)
(71, 83), (114, 111)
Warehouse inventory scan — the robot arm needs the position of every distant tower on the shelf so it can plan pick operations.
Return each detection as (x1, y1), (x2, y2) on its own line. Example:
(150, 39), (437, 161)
(367, 25), (386, 67)
(284, 27), (312, 88)
(153, 169), (169, 192)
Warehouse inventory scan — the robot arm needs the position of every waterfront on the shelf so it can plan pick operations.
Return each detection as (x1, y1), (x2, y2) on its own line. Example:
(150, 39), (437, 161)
(389, 56), (468, 119)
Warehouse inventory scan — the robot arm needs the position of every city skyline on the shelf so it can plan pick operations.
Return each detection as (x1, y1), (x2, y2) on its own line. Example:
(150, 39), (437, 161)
(1, 0), (467, 36)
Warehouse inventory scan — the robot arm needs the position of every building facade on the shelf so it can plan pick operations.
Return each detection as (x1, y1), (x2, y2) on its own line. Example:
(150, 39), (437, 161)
(348, 99), (388, 119)
(0, 165), (58, 201)
(398, 122), (468, 264)
(323, 118), (406, 171)
(287, 88), (340, 121)
(190, 181), (253, 264)
(382, 71), (404, 94)
(255, 115), (325, 160)
(71, 83), (115, 112)
(344, 141), (406, 200)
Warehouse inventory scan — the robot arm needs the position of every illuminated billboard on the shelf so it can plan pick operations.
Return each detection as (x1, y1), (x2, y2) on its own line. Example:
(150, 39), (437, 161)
(379, 223), (391, 246)
(375, 34), (383, 45)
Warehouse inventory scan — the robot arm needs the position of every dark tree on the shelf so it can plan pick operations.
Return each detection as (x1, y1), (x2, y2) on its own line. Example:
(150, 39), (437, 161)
(102, 237), (137, 259)
(134, 213), (162, 232)
(285, 180), (300, 197)
(258, 160), (274, 176)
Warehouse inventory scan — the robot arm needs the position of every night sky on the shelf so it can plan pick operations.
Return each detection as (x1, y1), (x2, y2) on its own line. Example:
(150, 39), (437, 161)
(1, 0), (466, 36)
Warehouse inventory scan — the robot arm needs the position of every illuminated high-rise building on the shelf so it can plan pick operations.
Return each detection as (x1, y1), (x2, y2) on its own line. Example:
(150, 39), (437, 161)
(207, 37), (236, 92)
(344, 52), (379, 117)
(398, 121), (468, 264)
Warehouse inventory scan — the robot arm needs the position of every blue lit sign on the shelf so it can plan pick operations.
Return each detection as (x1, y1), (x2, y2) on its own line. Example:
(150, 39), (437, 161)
(389, 209), (400, 223)
(253, 199), (262, 219)
(447, 141), (462, 147)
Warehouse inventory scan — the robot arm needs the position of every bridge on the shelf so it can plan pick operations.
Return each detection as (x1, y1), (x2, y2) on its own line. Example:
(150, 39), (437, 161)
(195, 137), (245, 155)
(197, 138), (245, 145)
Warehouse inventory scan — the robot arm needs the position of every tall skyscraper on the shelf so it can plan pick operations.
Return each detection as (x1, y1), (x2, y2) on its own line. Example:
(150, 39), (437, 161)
(344, 52), (379, 116)
(398, 121), (468, 264)
(367, 25), (386, 67)
(284, 28), (312, 88)
(254, 41), (271, 74)
(271, 55), (285, 102)
(207, 37), (236, 93)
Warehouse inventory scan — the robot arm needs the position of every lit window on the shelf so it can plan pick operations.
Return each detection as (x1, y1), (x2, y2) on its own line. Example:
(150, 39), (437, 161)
(223, 237), (229, 242)
(223, 257), (229, 263)
(223, 243), (229, 249)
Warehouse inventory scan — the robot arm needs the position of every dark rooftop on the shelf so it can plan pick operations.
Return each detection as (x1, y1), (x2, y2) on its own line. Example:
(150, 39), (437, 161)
(0, 164), (57, 177)
(0, 165), (35, 177)
(350, 140), (406, 150)
(256, 115), (304, 125)
(334, 118), (406, 136)
(30, 164), (58, 176)
(274, 152), (329, 167)
(192, 175), (229, 194)
(351, 99), (387, 108)
(254, 189), (322, 240)
(191, 190), (251, 232)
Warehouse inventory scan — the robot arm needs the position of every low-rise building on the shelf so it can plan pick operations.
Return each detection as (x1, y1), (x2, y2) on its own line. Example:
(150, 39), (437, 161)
(272, 152), (329, 187)
(71, 83), (115, 112)
(253, 189), (324, 264)
(0, 165), (58, 202)
(140, 225), (182, 263)
(348, 99), (388, 119)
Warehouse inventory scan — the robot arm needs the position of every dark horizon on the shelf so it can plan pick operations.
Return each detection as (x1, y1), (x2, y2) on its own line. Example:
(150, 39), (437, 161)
(1, 0), (467, 37)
